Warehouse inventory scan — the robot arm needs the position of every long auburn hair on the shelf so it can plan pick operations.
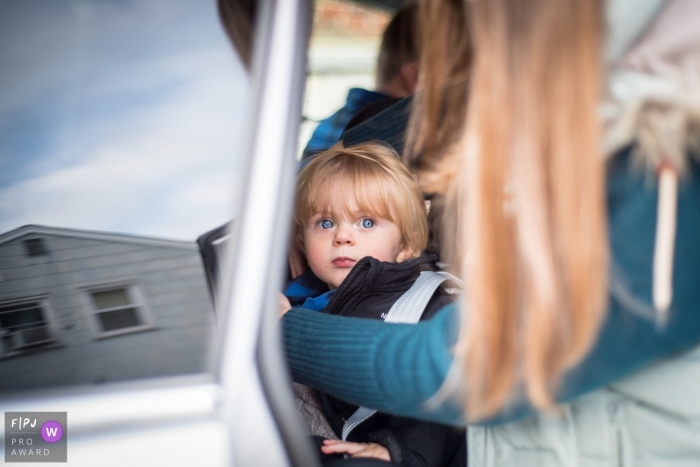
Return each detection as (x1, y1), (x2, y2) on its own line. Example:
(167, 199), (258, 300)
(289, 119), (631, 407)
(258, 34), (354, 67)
(406, 0), (471, 178)
(414, 0), (609, 419)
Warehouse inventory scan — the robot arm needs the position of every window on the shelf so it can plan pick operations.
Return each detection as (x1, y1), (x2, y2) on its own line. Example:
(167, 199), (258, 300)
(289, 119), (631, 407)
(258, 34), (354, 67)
(23, 238), (49, 257)
(86, 285), (153, 337)
(0, 298), (55, 356)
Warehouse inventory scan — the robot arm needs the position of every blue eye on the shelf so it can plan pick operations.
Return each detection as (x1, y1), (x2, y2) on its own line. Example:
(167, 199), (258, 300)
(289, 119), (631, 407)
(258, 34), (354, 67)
(319, 219), (334, 229)
(361, 218), (374, 228)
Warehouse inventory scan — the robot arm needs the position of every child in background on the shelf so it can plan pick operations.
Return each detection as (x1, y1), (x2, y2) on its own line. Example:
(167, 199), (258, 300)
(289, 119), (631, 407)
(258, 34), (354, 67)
(280, 143), (463, 467)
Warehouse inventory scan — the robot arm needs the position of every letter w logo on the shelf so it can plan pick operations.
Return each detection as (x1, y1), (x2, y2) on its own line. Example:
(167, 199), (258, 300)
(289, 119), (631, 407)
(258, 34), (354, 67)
(46, 428), (58, 437)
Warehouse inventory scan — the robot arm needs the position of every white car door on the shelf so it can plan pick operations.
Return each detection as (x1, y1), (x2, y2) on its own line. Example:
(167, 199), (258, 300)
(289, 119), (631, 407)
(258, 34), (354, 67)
(0, 0), (316, 465)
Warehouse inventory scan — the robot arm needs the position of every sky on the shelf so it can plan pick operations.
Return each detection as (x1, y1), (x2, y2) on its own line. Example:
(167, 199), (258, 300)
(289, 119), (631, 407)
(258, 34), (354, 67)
(0, 0), (250, 241)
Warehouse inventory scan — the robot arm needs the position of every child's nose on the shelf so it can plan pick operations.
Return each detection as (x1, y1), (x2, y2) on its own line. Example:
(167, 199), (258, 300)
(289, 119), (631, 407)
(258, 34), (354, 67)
(333, 226), (354, 246)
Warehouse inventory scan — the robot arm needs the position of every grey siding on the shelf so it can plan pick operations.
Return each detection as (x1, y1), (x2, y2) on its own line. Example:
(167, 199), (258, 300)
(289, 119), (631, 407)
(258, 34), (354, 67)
(0, 231), (215, 393)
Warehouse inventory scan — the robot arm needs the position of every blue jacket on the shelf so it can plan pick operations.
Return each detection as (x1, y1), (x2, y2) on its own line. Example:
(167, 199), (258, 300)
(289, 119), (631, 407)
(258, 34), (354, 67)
(302, 88), (389, 159)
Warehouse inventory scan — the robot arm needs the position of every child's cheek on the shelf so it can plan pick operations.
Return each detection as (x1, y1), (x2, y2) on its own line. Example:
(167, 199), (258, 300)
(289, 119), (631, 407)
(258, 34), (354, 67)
(303, 236), (326, 270)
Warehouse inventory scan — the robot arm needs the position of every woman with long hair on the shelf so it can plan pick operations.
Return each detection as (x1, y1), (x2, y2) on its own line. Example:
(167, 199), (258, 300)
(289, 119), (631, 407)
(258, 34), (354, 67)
(278, 0), (700, 462)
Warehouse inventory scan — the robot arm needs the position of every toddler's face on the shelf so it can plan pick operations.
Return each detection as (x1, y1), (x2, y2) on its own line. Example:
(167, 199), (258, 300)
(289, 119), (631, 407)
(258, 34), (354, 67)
(303, 197), (410, 289)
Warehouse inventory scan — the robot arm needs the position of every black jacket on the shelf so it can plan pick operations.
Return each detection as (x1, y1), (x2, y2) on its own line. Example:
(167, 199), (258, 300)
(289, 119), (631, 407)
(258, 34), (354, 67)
(318, 255), (464, 467)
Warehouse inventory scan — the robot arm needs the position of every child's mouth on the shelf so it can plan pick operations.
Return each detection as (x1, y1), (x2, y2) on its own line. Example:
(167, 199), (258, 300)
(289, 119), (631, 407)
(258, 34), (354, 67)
(332, 257), (356, 268)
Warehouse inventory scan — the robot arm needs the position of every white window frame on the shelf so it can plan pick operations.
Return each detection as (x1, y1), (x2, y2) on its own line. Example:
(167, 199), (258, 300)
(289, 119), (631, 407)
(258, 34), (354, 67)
(81, 281), (154, 339)
(0, 295), (60, 358)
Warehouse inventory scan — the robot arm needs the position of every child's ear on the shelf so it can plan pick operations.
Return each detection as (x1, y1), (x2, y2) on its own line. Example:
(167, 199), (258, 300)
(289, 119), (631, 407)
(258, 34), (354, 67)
(395, 245), (415, 263)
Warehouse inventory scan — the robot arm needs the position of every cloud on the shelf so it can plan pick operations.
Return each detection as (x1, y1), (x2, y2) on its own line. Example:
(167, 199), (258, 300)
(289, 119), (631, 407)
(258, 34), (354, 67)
(0, 0), (252, 241)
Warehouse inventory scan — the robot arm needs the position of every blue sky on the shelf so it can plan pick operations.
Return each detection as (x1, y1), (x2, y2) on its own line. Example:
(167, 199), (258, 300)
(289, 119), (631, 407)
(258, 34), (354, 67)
(0, 0), (250, 240)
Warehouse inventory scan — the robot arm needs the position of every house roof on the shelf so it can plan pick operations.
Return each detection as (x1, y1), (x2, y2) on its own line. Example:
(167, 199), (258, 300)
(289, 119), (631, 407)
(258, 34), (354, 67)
(0, 225), (197, 250)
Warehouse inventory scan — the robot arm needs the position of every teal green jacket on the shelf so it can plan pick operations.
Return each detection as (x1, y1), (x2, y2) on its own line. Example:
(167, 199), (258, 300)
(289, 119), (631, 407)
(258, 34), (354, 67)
(282, 148), (700, 426)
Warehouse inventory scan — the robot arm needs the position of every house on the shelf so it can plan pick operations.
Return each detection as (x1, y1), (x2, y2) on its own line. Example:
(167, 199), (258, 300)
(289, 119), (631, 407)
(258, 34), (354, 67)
(0, 225), (215, 393)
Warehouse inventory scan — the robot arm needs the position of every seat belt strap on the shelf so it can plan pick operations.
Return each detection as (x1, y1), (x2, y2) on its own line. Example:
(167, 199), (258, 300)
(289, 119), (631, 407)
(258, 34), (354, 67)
(341, 406), (377, 441)
(384, 271), (451, 323)
(341, 271), (450, 440)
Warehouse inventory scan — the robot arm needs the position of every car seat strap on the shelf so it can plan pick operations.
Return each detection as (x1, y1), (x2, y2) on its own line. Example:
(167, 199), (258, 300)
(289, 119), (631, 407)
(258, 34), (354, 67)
(384, 271), (451, 323)
(341, 406), (377, 441)
(341, 271), (450, 441)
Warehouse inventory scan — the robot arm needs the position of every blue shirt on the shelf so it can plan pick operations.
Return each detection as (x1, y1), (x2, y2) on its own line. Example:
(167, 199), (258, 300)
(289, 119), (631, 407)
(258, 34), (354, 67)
(299, 290), (335, 312)
(284, 269), (329, 308)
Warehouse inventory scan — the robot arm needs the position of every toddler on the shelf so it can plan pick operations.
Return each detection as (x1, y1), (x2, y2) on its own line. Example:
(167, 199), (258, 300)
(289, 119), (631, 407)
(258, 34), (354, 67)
(281, 143), (463, 466)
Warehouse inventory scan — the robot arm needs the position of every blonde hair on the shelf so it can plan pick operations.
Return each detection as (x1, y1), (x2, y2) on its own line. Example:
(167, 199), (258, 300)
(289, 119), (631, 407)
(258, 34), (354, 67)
(294, 143), (428, 260)
(415, 0), (609, 420)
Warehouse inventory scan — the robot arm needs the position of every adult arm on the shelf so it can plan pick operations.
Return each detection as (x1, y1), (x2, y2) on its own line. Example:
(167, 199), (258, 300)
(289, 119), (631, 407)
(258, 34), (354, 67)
(283, 284), (700, 426)
(283, 303), (464, 425)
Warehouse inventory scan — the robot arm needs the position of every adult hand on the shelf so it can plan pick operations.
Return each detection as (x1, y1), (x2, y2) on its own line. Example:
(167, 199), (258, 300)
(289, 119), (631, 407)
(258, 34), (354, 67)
(320, 439), (391, 462)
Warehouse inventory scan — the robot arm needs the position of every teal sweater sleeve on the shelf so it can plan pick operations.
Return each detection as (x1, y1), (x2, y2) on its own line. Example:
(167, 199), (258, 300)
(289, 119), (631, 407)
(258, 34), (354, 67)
(283, 149), (700, 426)
(283, 302), (464, 424)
